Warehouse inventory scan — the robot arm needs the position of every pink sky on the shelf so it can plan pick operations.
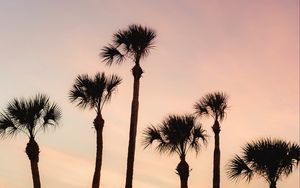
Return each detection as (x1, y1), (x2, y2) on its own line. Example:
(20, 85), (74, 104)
(0, 0), (299, 188)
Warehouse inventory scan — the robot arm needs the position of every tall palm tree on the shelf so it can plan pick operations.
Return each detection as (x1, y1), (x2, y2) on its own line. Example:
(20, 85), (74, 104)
(101, 24), (156, 188)
(227, 138), (300, 188)
(69, 72), (121, 188)
(194, 91), (228, 188)
(143, 115), (207, 188)
(0, 94), (61, 188)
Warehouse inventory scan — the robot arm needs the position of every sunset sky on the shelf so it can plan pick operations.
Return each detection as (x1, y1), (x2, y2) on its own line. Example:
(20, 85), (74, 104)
(0, 0), (299, 188)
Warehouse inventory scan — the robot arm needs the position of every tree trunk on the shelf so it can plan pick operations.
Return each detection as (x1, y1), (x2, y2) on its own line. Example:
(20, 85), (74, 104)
(92, 113), (105, 188)
(26, 138), (41, 188)
(176, 157), (189, 188)
(125, 62), (143, 188)
(270, 181), (276, 188)
(212, 120), (220, 188)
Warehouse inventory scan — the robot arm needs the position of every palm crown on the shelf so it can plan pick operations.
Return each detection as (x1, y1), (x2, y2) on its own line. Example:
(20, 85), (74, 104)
(69, 72), (122, 113)
(0, 94), (61, 138)
(194, 91), (228, 121)
(69, 72), (121, 188)
(143, 115), (207, 157)
(101, 24), (156, 188)
(227, 138), (300, 186)
(101, 24), (156, 65)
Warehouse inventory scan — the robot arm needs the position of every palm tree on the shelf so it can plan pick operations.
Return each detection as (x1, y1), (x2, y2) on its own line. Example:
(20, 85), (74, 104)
(0, 94), (61, 188)
(194, 91), (228, 188)
(69, 72), (121, 188)
(143, 115), (207, 188)
(227, 138), (300, 188)
(101, 24), (156, 188)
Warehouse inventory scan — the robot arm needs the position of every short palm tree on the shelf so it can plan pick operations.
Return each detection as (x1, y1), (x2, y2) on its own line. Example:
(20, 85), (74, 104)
(194, 91), (228, 188)
(143, 115), (207, 188)
(227, 138), (300, 188)
(69, 72), (121, 188)
(0, 94), (61, 188)
(101, 24), (156, 188)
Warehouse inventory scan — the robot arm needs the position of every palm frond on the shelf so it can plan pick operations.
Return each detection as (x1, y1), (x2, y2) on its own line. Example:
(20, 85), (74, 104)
(194, 102), (209, 117)
(70, 72), (121, 113)
(30, 94), (50, 130)
(212, 91), (228, 120)
(69, 86), (89, 108)
(0, 94), (60, 138)
(113, 29), (129, 47)
(101, 44), (124, 66)
(0, 112), (20, 138)
(142, 125), (163, 148)
(143, 114), (207, 158)
(126, 24), (156, 58)
(102, 24), (156, 66)
(42, 102), (61, 130)
(69, 74), (98, 109)
(227, 155), (253, 182)
(227, 138), (300, 186)
(69, 74), (91, 109)
(104, 74), (122, 104)
(93, 72), (107, 106)
(195, 91), (228, 121)
(189, 123), (208, 154)
(283, 143), (300, 176)
(7, 98), (28, 126)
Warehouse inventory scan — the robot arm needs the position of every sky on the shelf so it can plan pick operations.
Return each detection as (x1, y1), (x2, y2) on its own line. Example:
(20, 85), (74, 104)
(0, 0), (299, 188)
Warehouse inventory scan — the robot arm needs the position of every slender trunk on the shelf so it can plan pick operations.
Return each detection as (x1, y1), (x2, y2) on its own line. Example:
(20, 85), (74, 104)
(125, 62), (143, 188)
(92, 113), (105, 188)
(270, 181), (277, 188)
(30, 160), (41, 188)
(176, 156), (189, 188)
(26, 138), (41, 188)
(212, 120), (220, 188)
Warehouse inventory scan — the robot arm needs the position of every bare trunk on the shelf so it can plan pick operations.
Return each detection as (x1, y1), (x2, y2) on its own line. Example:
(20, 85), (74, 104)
(92, 113), (104, 188)
(125, 62), (143, 188)
(212, 120), (220, 188)
(270, 181), (276, 188)
(176, 157), (189, 188)
(26, 138), (41, 188)
(30, 160), (41, 188)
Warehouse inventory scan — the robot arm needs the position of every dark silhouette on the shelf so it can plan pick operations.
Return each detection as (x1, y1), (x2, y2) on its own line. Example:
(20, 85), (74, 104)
(0, 94), (61, 188)
(142, 115), (207, 188)
(227, 138), (300, 188)
(194, 91), (228, 188)
(101, 24), (156, 188)
(69, 73), (122, 188)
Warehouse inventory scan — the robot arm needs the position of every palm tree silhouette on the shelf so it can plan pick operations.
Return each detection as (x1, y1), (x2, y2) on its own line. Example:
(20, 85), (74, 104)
(0, 94), (61, 188)
(143, 115), (207, 188)
(69, 72), (121, 188)
(227, 138), (300, 188)
(194, 91), (228, 188)
(101, 24), (156, 188)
